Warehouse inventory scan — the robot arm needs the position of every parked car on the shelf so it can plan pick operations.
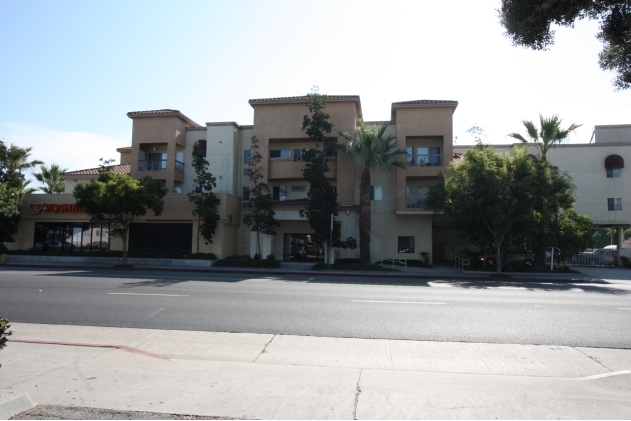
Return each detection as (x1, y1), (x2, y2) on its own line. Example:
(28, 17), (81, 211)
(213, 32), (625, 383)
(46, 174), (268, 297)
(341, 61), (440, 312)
(466, 250), (534, 269)
(576, 248), (616, 266)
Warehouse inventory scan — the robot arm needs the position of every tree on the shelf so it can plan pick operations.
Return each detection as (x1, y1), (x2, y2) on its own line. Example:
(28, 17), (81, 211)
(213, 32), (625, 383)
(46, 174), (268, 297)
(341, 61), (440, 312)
(34, 163), (67, 194)
(0, 316), (11, 368)
(340, 122), (406, 265)
(242, 136), (279, 262)
(188, 142), (221, 252)
(499, 0), (631, 90)
(427, 146), (591, 273)
(0, 140), (43, 244)
(508, 114), (581, 162)
(74, 172), (166, 265)
(299, 89), (356, 259)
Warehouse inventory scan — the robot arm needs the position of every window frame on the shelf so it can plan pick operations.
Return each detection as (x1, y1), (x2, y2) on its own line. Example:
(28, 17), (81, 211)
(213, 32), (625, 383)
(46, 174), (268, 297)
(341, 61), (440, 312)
(398, 236), (415, 253)
(608, 198), (622, 211)
(607, 167), (621, 178)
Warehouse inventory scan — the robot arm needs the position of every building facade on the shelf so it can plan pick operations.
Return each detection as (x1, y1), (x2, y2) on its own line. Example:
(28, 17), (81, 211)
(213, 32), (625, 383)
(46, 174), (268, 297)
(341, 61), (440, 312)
(8, 98), (631, 263)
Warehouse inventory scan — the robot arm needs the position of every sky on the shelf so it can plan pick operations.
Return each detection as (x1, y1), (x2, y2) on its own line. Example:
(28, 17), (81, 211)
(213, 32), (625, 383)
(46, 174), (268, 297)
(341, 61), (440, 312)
(2, 0), (630, 182)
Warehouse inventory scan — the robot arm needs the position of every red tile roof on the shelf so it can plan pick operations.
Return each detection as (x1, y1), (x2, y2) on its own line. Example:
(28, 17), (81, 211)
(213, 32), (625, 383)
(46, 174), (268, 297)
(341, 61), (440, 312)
(392, 100), (458, 106)
(62, 164), (131, 176)
(126, 109), (201, 127)
(249, 95), (360, 104)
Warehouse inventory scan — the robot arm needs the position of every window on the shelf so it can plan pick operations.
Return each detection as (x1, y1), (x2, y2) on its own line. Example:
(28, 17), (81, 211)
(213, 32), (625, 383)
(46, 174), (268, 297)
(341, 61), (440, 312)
(243, 186), (251, 201)
(294, 149), (306, 160)
(244, 150), (251, 165)
(398, 236), (414, 253)
(607, 167), (621, 178)
(273, 186), (287, 201)
(370, 185), (382, 201)
(270, 149), (291, 158)
(292, 185), (306, 192)
(608, 198), (622, 211)
(329, 186), (337, 194)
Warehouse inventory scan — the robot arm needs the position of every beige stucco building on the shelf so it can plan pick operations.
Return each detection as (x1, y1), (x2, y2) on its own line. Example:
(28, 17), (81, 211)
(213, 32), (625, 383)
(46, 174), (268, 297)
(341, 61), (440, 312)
(7, 98), (631, 264)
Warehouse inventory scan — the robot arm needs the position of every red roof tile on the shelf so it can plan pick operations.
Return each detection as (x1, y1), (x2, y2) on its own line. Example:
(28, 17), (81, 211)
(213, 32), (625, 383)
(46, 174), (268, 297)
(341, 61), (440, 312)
(62, 163), (131, 176)
(126, 109), (200, 127)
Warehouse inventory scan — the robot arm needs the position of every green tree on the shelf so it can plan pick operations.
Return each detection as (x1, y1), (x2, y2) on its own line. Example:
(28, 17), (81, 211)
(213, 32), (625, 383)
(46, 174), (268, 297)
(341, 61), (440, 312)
(242, 136), (279, 262)
(340, 122), (406, 265)
(552, 209), (593, 261)
(188, 142), (221, 252)
(508, 114), (581, 163)
(0, 316), (11, 368)
(74, 172), (166, 265)
(299, 89), (356, 259)
(499, 0), (631, 90)
(0, 140), (43, 244)
(34, 163), (67, 194)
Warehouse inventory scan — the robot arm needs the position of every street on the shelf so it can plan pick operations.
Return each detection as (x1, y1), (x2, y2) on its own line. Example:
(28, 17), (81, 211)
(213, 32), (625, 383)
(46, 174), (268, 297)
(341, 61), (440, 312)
(2, 267), (630, 348)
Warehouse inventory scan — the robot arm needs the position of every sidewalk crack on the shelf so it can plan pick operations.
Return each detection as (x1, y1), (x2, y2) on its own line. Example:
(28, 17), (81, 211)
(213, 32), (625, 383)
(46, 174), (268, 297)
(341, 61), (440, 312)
(252, 334), (276, 363)
(573, 347), (613, 372)
(352, 369), (362, 420)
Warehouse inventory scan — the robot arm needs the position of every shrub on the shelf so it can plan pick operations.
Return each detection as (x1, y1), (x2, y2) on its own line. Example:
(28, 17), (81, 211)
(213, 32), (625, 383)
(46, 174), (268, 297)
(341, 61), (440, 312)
(0, 317), (12, 368)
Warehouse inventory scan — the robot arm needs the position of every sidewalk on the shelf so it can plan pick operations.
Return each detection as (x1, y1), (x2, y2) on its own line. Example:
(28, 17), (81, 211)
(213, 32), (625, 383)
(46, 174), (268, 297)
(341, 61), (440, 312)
(5, 256), (631, 284)
(2, 323), (630, 419)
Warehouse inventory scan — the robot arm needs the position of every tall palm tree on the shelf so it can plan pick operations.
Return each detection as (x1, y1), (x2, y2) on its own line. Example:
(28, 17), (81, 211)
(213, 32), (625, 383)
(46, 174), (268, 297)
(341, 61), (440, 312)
(340, 122), (406, 265)
(508, 114), (581, 162)
(34, 163), (67, 194)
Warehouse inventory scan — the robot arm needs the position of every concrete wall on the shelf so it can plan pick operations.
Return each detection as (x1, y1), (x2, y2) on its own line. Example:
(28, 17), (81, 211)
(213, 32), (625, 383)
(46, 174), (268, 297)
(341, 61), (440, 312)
(594, 125), (631, 144)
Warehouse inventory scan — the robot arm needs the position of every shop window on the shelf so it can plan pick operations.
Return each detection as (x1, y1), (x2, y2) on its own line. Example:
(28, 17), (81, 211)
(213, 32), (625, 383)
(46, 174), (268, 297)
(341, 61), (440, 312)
(128, 223), (192, 255)
(608, 198), (622, 211)
(33, 222), (109, 252)
(398, 236), (415, 253)
(607, 167), (621, 178)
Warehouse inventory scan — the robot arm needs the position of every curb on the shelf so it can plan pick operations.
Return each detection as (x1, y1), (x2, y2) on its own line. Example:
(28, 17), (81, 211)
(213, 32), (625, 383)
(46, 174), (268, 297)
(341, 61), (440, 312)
(1, 262), (602, 284)
(0, 392), (35, 420)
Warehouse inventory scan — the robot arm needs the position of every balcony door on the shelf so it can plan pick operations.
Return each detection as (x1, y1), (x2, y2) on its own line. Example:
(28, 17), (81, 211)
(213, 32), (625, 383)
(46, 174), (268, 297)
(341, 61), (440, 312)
(148, 152), (167, 171)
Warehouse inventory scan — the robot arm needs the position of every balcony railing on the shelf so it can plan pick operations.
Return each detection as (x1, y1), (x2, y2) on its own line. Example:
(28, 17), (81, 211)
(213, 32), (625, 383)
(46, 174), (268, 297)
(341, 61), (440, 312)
(138, 159), (184, 174)
(406, 198), (429, 209)
(138, 160), (166, 171)
(406, 154), (443, 167)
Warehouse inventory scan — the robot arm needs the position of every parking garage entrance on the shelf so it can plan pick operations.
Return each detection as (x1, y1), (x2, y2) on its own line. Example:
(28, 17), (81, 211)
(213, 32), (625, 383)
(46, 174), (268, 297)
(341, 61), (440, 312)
(283, 233), (324, 261)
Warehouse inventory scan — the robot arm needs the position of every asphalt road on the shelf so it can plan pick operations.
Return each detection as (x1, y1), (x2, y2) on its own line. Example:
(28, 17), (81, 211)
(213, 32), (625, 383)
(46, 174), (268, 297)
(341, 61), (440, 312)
(1, 267), (631, 348)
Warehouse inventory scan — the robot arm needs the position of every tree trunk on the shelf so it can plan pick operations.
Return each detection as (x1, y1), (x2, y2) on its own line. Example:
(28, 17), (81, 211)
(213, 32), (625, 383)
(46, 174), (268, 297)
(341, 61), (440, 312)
(122, 226), (128, 266)
(359, 166), (372, 265)
(533, 251), (546, 271)
(256, 231), (262, 262)
(496, 245), (502, 274)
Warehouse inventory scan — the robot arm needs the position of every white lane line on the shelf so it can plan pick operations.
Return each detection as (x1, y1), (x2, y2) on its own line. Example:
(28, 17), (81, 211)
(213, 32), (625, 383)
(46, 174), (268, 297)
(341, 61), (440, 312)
(352, 300), (446, 305)
(574, 370), (631, 381)
(428, 282), (453, 288)
(618, 308), (631, 310)
(149, 308), (165, 317)
(108, 293), (189, 297)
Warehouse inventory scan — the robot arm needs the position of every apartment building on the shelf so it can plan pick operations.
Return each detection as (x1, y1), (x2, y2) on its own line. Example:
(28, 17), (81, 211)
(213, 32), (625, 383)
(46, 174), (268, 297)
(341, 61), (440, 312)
(9, 97), (630, 263)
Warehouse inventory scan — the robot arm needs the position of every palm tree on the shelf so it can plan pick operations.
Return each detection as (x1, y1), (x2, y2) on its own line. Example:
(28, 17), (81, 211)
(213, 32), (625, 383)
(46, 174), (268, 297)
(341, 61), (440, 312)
(340, 122), (407, 265)
(508, 114), (581, 162)
(34, 163), (67, 194)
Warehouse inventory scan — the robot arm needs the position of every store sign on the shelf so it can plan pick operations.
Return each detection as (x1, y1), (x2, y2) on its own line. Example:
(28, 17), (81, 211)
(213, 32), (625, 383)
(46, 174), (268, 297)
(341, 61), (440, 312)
(29, 203), (85, 214)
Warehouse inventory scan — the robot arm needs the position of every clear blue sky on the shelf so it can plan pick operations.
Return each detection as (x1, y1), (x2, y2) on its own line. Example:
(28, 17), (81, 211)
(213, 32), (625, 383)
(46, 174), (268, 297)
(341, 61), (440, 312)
(2, 0), (630, 175)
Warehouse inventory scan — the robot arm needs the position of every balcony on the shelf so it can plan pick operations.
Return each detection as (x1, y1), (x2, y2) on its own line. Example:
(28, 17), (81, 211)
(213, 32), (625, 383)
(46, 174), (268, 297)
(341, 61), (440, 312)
(406, 197), (429, 209)
(406, 154), (442, 167)
(138, 159), (184, 174)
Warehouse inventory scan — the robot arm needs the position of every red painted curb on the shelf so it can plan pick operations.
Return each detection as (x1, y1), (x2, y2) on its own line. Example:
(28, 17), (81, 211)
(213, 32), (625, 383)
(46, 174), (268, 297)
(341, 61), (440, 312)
(11, 339), (168, 360)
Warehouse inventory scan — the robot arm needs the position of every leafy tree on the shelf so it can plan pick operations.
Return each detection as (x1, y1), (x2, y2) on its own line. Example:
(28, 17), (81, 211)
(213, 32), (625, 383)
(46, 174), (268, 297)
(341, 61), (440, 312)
(340, 122), (406, 265)
(188, 142), (220, 252)
(299, 89), (356, 258)
(499, 0), (631, 90)
(34, 163), (67, 194)
(508, 114), (581, 162)
(428, 146), (590, 272)
(0, 140), (43, 244)
(242, 136), (279, 262)
(0, 316), (11, 368)
(74, 172), (166, 264)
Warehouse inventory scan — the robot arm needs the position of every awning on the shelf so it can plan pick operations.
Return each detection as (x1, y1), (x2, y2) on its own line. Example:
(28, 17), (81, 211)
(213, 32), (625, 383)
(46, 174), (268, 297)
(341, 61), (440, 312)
(605, 154), (624, 169)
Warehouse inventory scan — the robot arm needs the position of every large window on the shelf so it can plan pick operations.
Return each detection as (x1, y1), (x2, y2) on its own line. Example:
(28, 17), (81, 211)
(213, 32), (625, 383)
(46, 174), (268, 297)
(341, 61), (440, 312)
(608, 198), (622, 211)
(370, 185), (382, 201)
(398, 236), (415, 253)
(607, 167), (621, 178)
(270, 149), (292, 158)
(273, 186), (287, 201)
(243, 150), (251, 165)
(128, 223), (192, 254)
(33, 222), (109, 252)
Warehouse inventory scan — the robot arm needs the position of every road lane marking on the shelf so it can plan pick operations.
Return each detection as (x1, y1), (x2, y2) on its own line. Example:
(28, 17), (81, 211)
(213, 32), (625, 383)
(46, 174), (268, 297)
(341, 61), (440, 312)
(352, 300), (446, 305)
(574, 370), (631, 381)
(618, 308), (631, 310)
(108, 293), (189, 297)
(149, 308), (164, 317)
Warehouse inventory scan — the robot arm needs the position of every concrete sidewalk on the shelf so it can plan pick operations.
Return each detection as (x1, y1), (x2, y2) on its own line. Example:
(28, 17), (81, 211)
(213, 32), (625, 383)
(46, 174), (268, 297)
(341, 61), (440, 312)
(1, 323), (630, 419)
